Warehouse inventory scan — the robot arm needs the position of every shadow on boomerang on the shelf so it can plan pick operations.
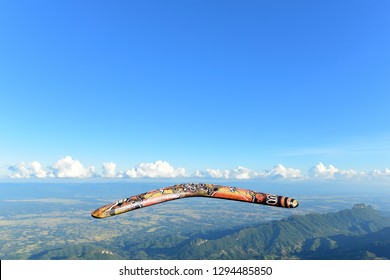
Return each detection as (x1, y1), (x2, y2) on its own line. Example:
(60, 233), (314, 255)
(91, 183), (299, 219)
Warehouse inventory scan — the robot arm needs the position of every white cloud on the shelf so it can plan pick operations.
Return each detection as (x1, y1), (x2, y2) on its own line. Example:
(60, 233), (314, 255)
(308, 162), (339, 179)
(192, 166), (260, 180)
(308, 162), (361, 179)
(124, 160), (186, 178)
(102, 162), (118, 178)
(337, 169), (359, 178)
(369, 168), (390, 178)
(30, 161), (48, 178)
(268, 164), (303, 179)
(8, 161), (48, 178)
(8, 163), (32, 178)
(231, 166), (259, 179)
(193, 168), (231, 179)
(50, 156), (96, 178)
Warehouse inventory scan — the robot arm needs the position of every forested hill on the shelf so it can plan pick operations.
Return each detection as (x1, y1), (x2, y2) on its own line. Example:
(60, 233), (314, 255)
(175, 204), (390, 259)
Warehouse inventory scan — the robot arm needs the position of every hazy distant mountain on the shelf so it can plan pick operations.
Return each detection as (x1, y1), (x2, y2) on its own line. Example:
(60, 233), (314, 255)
(28, 204), (390, 260)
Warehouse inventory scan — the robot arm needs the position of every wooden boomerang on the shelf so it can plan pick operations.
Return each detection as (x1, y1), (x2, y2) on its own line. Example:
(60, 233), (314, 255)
(91, 183), (299, 218)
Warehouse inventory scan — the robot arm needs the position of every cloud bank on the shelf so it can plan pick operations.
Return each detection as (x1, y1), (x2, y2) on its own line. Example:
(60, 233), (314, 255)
(192, 166), (258, 179)
(7, 157), (390, 181)
(192, 164), (303, 180)
(7, 157), (187, 179)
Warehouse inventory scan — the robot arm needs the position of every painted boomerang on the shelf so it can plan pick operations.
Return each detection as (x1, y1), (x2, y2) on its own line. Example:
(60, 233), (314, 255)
(91, 183), (299, 218)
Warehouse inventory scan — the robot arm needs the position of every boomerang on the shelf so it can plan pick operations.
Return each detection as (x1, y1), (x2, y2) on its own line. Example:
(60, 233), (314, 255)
(91, 183), (299, 219)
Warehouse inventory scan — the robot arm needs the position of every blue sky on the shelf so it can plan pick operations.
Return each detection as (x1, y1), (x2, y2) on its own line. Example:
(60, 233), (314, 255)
(0, 0), (389, 180)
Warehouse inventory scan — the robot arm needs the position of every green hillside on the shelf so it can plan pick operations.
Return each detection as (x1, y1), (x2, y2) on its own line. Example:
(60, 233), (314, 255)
(304, 227), (390, 260)
(175, 204), (390, 259)
(29, 244), (127, 260)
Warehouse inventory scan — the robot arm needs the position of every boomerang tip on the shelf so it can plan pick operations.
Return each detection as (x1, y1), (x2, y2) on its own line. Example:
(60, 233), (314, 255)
(290, 199), (299, 208)
(91, 205), (112, 219)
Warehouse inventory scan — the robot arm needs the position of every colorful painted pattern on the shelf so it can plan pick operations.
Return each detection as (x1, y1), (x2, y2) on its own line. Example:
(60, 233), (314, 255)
(91, 183), (299, 219)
